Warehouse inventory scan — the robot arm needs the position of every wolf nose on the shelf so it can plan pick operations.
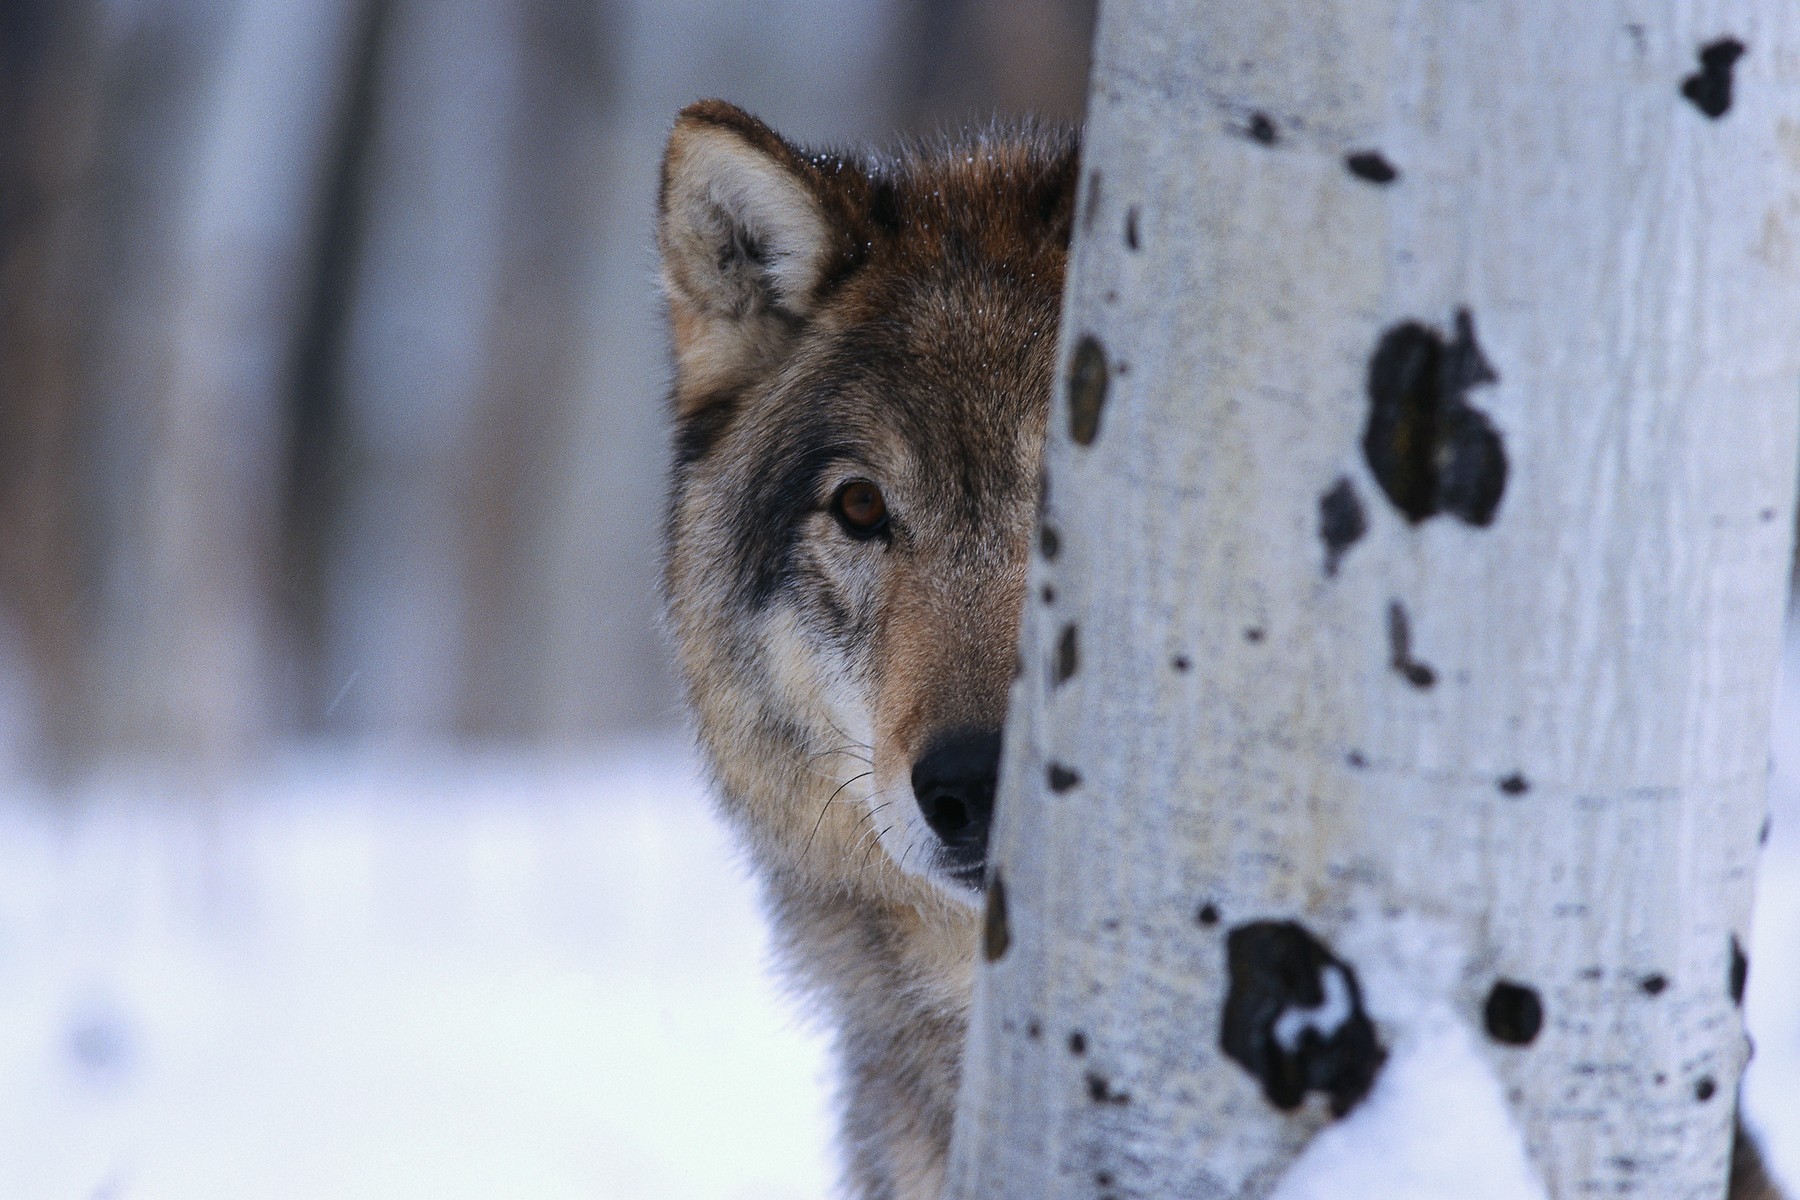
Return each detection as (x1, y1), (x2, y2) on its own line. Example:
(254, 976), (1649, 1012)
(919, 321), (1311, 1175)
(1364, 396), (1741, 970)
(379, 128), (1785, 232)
(911, 731), (1001, 856)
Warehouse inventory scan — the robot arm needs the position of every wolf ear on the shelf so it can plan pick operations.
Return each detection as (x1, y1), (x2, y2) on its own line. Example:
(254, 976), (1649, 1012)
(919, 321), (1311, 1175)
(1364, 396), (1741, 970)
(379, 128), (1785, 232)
(659, 101), (840, 405)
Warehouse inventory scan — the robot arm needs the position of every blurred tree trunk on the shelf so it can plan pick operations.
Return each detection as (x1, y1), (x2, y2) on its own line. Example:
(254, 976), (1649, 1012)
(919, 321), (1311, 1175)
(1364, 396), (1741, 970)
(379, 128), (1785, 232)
(323, 0), (522, 739)
(896, 0), (1097, 126)
(950, 3), (1800, 1197)
(276, 0), (389, 735)
(0, 3), (105, 770)
(114, 0), (366, 769)
(454, 0), (620, 740)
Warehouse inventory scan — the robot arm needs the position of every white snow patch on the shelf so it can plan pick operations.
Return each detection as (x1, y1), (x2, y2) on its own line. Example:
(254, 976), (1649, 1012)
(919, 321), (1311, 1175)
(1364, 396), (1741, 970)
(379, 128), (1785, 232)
(1743, 622), (1800, 1192)
(1268, 1008), (1549, 1200)
(0, 739), (837, 1200)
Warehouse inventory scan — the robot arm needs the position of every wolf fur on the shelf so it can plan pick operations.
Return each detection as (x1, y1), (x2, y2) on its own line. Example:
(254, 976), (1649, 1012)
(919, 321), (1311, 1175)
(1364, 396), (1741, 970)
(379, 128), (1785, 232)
(656, 101), (1784, 1200)
(659, 99), (1070, 1198)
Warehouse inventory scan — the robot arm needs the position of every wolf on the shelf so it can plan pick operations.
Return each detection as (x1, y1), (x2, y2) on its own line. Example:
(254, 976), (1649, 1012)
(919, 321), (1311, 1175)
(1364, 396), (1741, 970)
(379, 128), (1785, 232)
(655, 100), (1784, 1200)
(658, 99), (1067, 1197)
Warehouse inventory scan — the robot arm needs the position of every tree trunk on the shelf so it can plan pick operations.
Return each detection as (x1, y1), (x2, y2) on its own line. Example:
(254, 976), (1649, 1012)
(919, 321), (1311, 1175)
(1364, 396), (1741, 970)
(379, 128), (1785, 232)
(948, 4), (1800, 1198)
(0, 2), (106, 770)
(120, 0), (366, 767)
(322, 0), (520, 738)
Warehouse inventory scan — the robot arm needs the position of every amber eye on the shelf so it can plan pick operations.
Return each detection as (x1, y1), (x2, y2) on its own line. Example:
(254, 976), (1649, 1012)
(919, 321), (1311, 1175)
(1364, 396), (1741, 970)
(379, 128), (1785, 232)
(831, 480), (890, 538)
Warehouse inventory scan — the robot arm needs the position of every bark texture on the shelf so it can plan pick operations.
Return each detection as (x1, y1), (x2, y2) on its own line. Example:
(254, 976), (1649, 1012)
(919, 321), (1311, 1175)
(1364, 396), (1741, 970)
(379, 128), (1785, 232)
(948, 3), (1800, 1197)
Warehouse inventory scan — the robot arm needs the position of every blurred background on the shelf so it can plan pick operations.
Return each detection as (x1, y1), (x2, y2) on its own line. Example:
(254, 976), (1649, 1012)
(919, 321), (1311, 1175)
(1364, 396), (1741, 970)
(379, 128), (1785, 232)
(1, 3), (1796, 1199)
(0, 0), (1096, 775)
(0, 2), (1097, 1197)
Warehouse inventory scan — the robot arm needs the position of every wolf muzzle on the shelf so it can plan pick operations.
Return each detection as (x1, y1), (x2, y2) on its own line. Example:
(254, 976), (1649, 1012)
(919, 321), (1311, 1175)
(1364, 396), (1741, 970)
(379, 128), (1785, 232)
(911, 730), (1001, 887)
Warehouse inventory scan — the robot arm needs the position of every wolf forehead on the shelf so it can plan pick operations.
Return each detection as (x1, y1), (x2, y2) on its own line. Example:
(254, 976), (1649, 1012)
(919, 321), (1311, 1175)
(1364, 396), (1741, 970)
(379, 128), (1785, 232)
(659, 101), (1079, 609)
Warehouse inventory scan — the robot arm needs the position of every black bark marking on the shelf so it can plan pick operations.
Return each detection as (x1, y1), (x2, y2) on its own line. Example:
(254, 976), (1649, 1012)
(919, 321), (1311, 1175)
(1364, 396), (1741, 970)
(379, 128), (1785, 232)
(1346, 751), (1367, 768)
(1641, 974), (1668, 996)
(1760, 815), (1772, 846)
(1085, 1071), (1130, 1104)
(1364, 309), (1507, 526)
(1241, 111), (1279, 145)
(1319, 476), (1368, 576)
(1083, 170), (1102, 233)
(1069, 1031), (1087, 1055)
(1040, 585), (1056, 605)
(1068, 336), (1108, 446)
(1053, 624), (1079, 685)
(1682, 38), (1746, 119)
(1244, 627), (1265, 644)
(1220, 921), (1385, 1116)
(982, 869), (1010, 962)
(1048, 763), (1081, 793)
(1197, 902), (1221, 926)
(1498, 772), (1530, 796)
(1387, 601), (1437, 689)
(1039, 524), (1059, 560)
(1124, 206), (1140, 250)
(1731, 936), (1749, 1006)
(1027, 1020), (1042, 1039)
(1484, 980), (1544, 1046)
(1172, 655), (1191, 673)
(1345, 150), (1398, 184)
(1696, 1076), (1718, 1102)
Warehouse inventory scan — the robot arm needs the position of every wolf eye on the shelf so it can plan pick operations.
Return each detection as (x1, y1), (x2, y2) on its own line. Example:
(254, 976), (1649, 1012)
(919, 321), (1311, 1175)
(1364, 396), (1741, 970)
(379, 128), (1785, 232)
(831, 480), (890, 538)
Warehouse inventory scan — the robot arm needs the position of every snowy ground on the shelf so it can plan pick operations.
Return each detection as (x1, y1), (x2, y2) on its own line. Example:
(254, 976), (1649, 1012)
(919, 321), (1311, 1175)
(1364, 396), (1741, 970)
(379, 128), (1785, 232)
(0, 741), (836, 1200)
(0, 631), (1795, 1199)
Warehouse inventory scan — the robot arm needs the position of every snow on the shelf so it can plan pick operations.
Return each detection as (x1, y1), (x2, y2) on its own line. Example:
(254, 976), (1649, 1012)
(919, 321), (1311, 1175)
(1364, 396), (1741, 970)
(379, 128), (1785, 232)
(0, 740), (836, 1200)
(1268, 1009), (1548, 1200)
(0, 627), (1793, 1199)
(1744, 623), (1800, 1190)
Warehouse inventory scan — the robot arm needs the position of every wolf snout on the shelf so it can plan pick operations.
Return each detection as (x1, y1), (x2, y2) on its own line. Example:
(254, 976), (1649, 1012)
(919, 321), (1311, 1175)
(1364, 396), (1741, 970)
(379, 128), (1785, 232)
(910, 730), (1001, 876)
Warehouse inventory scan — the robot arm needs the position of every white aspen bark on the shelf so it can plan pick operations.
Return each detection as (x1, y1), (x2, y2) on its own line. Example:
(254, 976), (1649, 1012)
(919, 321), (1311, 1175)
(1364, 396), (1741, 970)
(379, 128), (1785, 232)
(949, 4), (1800, 1198)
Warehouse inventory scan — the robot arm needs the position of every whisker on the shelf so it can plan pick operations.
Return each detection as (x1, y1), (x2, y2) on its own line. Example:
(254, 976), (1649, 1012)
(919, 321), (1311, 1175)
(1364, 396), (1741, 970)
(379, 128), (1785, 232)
(817, 716), (873, 756)
(803, 743), (874, 767)
(802, 770), (874, 860)
(845, 801), (893, 866)
(849, 801), (889, 839)
(859, 824), (894, 873)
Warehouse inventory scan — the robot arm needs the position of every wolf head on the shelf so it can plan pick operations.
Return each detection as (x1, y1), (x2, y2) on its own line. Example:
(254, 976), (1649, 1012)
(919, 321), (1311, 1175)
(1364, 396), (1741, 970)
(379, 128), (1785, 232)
(659, 101), (1077, 908)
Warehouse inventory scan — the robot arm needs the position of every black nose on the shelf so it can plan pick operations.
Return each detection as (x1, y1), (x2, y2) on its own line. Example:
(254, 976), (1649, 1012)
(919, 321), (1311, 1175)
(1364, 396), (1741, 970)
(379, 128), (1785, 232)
(911, 730), (1001, 863)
